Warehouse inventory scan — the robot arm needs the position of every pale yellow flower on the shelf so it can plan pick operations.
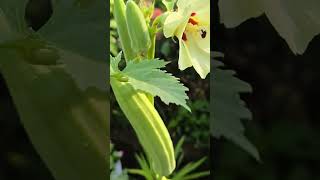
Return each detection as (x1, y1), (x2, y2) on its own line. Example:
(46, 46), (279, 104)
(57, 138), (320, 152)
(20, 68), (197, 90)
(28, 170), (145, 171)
(163, 0), (210, 79)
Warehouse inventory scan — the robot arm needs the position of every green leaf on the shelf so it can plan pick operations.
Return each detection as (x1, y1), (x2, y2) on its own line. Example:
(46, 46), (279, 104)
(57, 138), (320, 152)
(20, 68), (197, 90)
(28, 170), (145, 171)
(110, 52), (122, 75)
(171, 157), (208, 180)
(38, 0), (107, 62)
(0, 1), (109, 180)
(211, 57), (260, 160)
(162, 0), (177, 11)
(34, 0), (108, 91)
(0, 48), (108, 180)
(0, 0), (29, 43)
(111, 56), (190, 111)
(219, 0), (320, 54)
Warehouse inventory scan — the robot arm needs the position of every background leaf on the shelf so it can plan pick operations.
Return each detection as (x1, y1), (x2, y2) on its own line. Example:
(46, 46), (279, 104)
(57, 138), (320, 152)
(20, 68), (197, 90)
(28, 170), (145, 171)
(162, 0), (177, 11)
(0, 0), (29, 43)
(39, 0), (107, 61)
(37, 0), (108, 91)
(219, 0), (320, 54)
(0, 48), (108, 180)
(211, 57), (259, 160)
(0, 0), (109, 180)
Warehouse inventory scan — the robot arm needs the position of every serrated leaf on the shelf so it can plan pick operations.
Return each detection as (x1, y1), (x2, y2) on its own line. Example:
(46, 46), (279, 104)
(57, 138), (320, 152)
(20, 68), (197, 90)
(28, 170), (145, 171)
(111, 55), (190, 111)
(123, 59), (190, 111)
(211, 57), (259, 160)
(219, 0), (320, 54)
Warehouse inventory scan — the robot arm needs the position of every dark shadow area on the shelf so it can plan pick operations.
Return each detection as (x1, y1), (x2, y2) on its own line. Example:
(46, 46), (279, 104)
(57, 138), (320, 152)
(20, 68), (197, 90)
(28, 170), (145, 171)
(212, 0), (320, 179)
(0, 0), (54, 179)
(0, 74), (54, 180)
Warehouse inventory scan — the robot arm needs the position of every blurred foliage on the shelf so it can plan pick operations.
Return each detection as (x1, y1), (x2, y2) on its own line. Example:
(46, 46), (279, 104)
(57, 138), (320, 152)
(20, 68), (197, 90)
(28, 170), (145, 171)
(168, 100), (209, 149)
(1, 0), (108, 180)
(128, 137), (210, 180)
(212, 59), (259, 160)
(110, 143), (129, 180)
(110, 0), (119, 56)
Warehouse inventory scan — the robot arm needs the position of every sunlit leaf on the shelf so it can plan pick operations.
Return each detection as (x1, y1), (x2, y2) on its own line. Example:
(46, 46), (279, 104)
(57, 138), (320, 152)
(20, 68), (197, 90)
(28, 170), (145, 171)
(111, 55), (190, 111)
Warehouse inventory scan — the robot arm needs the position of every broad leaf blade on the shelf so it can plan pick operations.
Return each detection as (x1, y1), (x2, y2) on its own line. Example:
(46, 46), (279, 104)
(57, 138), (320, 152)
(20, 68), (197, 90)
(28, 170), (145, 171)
(0, 1), (109, 179)
(38, 0), (107, 62)
(0, 0), (29, 43)
(0, 48), (108, 180)
(36, 0), (108, 91)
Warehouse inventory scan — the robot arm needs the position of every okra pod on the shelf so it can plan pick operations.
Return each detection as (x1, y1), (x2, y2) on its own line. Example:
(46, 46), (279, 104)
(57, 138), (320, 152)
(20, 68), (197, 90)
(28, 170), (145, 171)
(111, 77), (175, 176)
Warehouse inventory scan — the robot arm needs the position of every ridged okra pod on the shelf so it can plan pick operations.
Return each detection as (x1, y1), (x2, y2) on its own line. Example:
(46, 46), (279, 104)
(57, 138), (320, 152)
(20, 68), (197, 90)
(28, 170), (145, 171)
(111, 77), (175, 176)
(113, 0), (135, 60)
(126, 0), (151, 54)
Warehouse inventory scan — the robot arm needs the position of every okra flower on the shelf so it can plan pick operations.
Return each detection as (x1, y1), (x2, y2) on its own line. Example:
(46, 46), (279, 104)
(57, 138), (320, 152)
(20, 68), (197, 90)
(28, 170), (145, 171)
(163, 0), (210, 79)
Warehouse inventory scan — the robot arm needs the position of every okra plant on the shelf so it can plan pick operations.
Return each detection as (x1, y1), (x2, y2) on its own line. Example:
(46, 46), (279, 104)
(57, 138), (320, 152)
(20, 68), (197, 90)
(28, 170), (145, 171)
(110, 0), (210, 178)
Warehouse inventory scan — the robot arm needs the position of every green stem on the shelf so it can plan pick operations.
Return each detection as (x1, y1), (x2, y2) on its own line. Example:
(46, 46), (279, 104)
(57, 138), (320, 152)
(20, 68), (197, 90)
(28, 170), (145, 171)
(147, 28), (156, 59)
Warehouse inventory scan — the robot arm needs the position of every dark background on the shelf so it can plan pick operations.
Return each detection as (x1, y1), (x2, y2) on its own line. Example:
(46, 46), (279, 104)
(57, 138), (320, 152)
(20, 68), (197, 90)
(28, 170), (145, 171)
(212, 0), (320, 180)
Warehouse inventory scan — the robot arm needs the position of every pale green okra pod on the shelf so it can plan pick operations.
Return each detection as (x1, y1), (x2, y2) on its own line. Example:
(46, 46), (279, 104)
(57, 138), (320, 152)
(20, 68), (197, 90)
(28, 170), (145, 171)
(113, 0), (135, 60)
(111, 77), (176, 176)
(125, 0), (151, 55)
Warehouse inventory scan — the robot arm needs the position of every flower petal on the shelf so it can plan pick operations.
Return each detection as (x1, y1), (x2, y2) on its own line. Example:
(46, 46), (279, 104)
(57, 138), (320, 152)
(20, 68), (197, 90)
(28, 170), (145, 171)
(178, 40), (193, 70)
(185, 33), (210, 79)
(163, 12), (185, 38)
(177, 0), (209, 15)
(196, 3), (210, 25)
(194, 26), (210, 53)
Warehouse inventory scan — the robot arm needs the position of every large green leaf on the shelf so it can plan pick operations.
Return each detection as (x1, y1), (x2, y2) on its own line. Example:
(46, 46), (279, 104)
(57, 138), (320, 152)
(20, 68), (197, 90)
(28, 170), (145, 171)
(219, 0), (320, 54)
(0, 48), (108, 180)
(0, 0), (108, 180)
(112, 56), (190, 111)
(37, 0), (108, 91)
(0, 0), (29, 43)
(211, 57), (259, 160)
(39, 0), (107, 62)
